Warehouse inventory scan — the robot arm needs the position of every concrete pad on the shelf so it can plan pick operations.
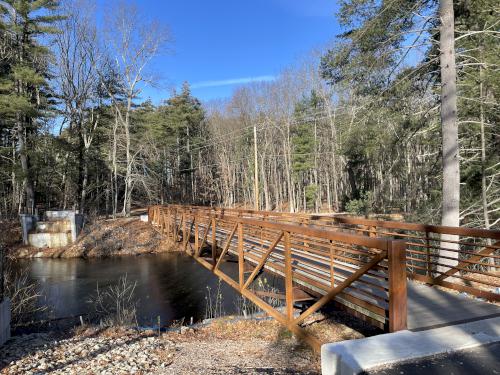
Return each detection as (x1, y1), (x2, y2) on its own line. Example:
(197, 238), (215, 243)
(0, 299), (11, 346)
(321, 316), (500, 375)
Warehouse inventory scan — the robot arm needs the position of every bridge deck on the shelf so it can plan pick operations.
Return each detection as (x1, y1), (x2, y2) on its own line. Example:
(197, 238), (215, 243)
(407, 282), (500, 331)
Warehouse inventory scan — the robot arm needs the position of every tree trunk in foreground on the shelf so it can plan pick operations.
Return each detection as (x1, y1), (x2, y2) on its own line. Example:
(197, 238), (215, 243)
(438, 0), (460, 274)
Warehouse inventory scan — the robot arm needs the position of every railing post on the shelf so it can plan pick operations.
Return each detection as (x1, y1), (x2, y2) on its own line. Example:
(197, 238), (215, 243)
(194, 214), (199, 256)
(160, 210), (165, 234)
(238, 222), (244, 288)
(182, 213), (187, 251)
(173, 209), (177, 241)
(425, 230), (432, 277)
(211, 218), (217, 267)
(166, 208), (171, 238)
(329, 240), (335, 287)
(284, 231), (293, 321)
(388, 239), (407, 332)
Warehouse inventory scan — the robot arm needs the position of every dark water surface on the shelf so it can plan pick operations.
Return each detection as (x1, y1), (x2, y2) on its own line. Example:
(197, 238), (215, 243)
(17, 253), (240, 326)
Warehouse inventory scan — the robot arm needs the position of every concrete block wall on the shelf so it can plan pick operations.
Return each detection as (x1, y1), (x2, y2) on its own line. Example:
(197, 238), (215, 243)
(28, 232), (72, 248)
(20, 210), (84, 248)
(45, 211), (84, 242)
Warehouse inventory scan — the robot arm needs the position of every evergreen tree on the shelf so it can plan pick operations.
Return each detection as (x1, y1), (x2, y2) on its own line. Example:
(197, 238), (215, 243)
(0, 0), (61, 213)
(157, 82), (205, 202)
(291, 92), (321, 210)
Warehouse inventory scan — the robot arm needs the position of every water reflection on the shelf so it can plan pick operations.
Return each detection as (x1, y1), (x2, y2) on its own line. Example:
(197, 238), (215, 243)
(17, 253), (240, 326)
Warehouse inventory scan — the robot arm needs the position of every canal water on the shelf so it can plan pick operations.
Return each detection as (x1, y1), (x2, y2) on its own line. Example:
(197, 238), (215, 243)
(15, 253), (241, 327)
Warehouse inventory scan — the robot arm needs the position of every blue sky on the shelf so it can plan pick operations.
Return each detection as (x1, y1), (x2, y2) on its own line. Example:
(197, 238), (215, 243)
(102, 0), (340, 103)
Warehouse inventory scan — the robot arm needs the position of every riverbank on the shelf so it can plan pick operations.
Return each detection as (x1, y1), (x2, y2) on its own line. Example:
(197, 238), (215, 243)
(6, 216), (178, 259)
(0, 318), (330, 374)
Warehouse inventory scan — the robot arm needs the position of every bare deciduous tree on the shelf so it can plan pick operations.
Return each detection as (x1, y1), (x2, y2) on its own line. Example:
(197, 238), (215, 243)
(98, 1), (171, 217)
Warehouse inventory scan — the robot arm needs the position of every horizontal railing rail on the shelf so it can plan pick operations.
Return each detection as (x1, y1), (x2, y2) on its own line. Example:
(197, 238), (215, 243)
(158, 205), (500, 302)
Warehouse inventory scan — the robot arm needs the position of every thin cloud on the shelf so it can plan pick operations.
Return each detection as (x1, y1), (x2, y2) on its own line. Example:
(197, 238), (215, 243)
(191, 75), (276, 89)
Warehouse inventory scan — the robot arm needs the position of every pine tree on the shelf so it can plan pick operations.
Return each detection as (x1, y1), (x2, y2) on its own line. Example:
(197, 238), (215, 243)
(0, 0), (61, 213)
(157, 82), (205, 202)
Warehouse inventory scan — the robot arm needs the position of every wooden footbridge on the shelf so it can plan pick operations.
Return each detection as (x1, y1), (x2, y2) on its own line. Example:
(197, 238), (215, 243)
(148, 205), (500, 351)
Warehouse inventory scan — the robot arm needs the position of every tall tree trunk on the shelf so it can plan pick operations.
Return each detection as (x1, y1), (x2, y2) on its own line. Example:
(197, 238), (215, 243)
(11, 140), (17, 213)
(112, 109), (119, 218)
(17, 122), (34, 214)
(77, 130), (87, 213)
(122, 98), (132, 217)
(438, 0), (460, 274)
(80, 152), (88, 213)
(479, 65), (493, 270)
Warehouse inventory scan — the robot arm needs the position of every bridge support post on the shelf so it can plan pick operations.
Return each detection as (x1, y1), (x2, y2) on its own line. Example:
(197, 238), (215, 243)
(284, 231), (294, 321)
(238, 223), (244, 287)
(173, 210), (177, 241)
(194, 215), (199, 256)
(182, 213), (187, 251)
(388, 240), (408, 332)
(211, 218), (217, 267)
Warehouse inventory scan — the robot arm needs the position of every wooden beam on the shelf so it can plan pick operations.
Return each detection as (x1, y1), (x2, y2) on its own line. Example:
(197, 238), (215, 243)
(238, 223), (244, 287)
(284, 231), (294, 321)
(388, 240), (407, 332)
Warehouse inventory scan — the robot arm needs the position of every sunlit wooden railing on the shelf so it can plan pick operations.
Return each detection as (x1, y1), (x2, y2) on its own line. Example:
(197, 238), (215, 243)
(149, 205), (409, 351)
(159, 205), (500, 302)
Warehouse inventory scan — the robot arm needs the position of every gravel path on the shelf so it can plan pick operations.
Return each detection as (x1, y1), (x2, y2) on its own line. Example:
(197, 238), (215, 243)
(0, 331), (175, 374)
(0, 327), (320, 374)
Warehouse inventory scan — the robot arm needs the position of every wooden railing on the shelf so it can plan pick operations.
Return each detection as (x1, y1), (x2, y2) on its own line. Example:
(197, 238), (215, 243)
(149, 205), (409, 351)
(158, 205), (500, 302)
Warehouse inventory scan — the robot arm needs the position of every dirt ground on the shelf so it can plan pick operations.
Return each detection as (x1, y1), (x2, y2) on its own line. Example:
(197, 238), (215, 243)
(5, 216), (179, 259)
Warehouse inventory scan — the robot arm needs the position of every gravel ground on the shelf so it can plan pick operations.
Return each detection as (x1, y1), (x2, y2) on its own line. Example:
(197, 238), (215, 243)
(0, 323), (321, 374)
(0, 330), (175, 374)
